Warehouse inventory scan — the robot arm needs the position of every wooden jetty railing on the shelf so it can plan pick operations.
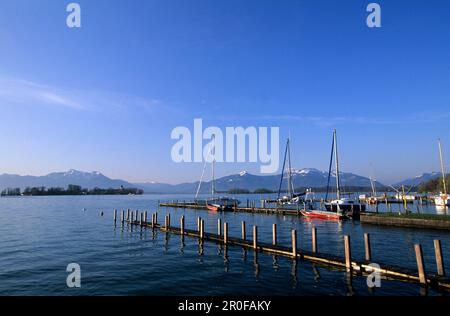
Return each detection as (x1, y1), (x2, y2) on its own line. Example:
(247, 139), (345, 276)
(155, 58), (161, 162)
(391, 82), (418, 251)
(112, 209), (450, 292)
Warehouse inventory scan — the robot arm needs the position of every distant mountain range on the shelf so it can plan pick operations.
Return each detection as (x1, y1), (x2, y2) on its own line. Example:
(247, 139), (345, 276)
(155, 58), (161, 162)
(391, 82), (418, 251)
(0, 168), (384, 193)
(135, 168), (387, 193)
(0, 169), (132, 191)
(0, 168), (443, 194)
(393, 172), (442, 187)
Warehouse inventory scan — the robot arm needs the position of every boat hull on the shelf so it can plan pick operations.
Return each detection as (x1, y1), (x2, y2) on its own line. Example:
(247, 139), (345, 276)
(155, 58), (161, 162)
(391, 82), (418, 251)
(206, 203), (219, 212)
(435, 195), (450, 207)
(300, 210), (344, 220)
(206, 203), (233, 212)
(324, 203), (365, 213)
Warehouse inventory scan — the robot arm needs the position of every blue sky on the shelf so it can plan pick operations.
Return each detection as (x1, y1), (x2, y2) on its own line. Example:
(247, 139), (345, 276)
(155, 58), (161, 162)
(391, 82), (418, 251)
(0, 0), (449, 184)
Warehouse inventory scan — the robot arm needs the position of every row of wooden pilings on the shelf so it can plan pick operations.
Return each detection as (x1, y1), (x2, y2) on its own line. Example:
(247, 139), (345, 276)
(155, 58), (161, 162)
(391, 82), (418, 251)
(112, 209), (448, 290)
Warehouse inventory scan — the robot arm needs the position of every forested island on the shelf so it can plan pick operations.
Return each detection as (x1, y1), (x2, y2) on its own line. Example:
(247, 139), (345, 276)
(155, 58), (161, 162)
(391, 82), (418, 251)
(0, 184), (144, 197)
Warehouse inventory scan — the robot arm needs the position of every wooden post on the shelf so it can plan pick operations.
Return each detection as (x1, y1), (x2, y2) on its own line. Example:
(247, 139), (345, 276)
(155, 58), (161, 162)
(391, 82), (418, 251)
(312, 226), (317, 253)
(253, 226), (258, 250)
(200, 219), (204, 239)
(180, 216), (185, 235)
(241, 221), (246, 240)
(139, 212), (143, 226)
(154, 212), (158, 225)
(135, 210), (138, 222)
(121, 210), (124, 223)
(113, 209), (117, 222)
(127, 209), (130, 221)
(167, 213), (171, 227)
(144, 211), (147, 223)
(292, 229), (297, 257)
(364, 233), (371, 261)
(130, 211), (134, 223)
(272, 223), (277, 245)
(344, 235), (352, 271)
(224, 222), (228, 244)
(197, 217), (201, 231)
(151, 213), (155, 228)
(415, 244), (427, 284)
(434, 239), (445, 276)
(217, 218), (222, 236)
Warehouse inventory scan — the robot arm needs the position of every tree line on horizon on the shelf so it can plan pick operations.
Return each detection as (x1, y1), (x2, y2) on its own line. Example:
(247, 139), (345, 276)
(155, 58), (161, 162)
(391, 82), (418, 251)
(417, 174), (450, 193)
(0, 184), (144, 197)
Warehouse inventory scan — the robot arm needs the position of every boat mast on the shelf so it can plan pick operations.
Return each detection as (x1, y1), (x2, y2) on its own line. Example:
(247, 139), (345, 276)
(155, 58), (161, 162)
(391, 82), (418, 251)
(370, 176), (376, 196)
(211, 134), (216, 199)
(277, 138), (289, 199)
(287, 137), (294, 198)
(325, 133), (335, 201)
(438, 139), (447, 195)
(333, 129), (341, 200)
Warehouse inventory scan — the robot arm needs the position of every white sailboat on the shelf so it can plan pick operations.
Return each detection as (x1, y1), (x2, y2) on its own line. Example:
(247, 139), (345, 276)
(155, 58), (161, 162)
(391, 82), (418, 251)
(434, 139), (449, 207)
(194, 134), (239, 211)
(276, 137), (304, 205)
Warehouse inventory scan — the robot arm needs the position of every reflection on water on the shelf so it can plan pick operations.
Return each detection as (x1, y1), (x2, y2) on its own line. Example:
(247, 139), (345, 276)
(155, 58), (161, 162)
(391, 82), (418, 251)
(0, 194), (449, 296)
(345, 272), (354, 296)
(253, 251), (260, 278)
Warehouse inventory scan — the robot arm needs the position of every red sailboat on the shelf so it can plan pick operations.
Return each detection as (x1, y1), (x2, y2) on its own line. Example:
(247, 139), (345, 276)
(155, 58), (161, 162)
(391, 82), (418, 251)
(300, 130), (352, 220)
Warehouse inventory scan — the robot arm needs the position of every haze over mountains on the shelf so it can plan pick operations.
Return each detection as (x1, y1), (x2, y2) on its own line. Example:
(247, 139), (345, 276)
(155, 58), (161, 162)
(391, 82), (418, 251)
(393, 172), (442, 187)
(0, 168), (443, 194)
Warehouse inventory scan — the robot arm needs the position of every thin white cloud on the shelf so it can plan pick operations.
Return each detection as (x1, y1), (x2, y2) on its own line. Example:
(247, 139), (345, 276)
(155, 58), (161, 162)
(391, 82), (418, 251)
(217, 112), (450, 127)
(0, 76), (166, 114)
(0, 77), (84, 110)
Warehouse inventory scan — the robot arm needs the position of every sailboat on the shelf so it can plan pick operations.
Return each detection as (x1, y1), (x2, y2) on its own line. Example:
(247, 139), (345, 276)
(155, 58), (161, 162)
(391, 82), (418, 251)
(324, 130), (365, 216)
(434, 139), (450, 207)
(301, 129), (364, 220)
(194, 135), (240, 212)
(276, 138), (305, 205)
(366, 175), (378, 204)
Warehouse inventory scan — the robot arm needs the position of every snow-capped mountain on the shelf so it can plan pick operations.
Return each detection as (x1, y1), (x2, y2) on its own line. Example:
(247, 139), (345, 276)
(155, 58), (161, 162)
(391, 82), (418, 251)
(394, 172), (442, 187)
(0, 169), (133, 191)
(135, 168), (385, 193)
(3, 168), (436, 194)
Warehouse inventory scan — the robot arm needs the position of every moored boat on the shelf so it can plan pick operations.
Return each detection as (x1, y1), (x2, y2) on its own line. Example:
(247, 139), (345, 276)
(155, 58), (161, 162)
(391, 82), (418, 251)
(321, 129), (365, 219)
(195, 134), (240, 212)
(206, 197), (240, 212)
(324, 197), (366, 213)
(434, 139), (449, 207)
(300, 209), (345, 220)
(435, 193), (450, 207)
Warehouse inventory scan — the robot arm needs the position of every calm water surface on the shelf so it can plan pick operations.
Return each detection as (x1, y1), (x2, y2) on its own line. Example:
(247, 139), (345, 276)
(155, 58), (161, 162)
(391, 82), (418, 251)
(0, 194), (449, 296)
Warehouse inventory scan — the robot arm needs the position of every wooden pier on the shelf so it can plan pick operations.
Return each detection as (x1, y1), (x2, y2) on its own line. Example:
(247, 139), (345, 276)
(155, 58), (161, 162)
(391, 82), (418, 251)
(159, 200), (309, 216)
(112, 209), (450, 293)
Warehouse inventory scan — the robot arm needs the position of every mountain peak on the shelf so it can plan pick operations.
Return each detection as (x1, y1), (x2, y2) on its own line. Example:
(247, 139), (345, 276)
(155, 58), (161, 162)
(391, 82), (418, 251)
(62, 169), (104, 177)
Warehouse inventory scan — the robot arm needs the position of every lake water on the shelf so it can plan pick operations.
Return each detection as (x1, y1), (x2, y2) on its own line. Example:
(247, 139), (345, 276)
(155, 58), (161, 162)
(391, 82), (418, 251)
(0, 194), (449, 296)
